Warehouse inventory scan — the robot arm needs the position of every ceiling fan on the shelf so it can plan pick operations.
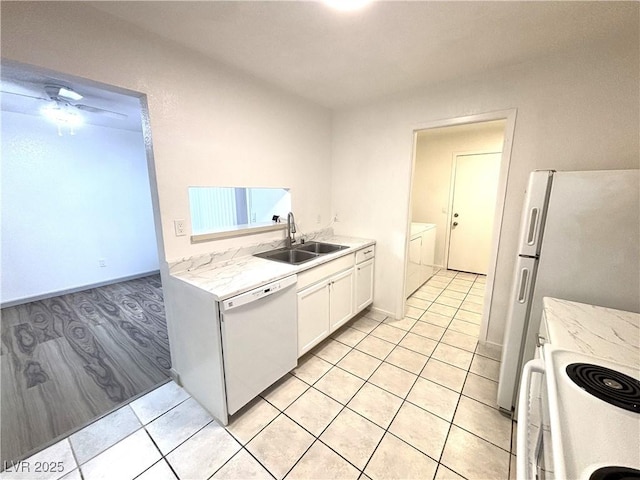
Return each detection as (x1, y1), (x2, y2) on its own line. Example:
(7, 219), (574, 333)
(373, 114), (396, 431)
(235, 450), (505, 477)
(2, 84), (128, 119)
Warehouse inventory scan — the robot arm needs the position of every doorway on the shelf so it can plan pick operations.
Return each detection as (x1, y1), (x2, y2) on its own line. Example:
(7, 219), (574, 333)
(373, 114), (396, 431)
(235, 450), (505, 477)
(0, 61), (168, 464)
(404, 111), (515, 342)
(447, 151), (502, 275)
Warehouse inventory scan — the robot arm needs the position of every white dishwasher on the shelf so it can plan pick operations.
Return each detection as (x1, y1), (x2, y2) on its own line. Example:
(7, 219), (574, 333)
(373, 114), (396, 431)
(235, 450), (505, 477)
(220, 274), (298, 415)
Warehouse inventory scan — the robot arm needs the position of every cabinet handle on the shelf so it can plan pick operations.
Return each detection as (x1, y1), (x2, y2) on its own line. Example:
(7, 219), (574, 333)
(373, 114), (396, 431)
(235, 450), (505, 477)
(363, 249), (372, 254)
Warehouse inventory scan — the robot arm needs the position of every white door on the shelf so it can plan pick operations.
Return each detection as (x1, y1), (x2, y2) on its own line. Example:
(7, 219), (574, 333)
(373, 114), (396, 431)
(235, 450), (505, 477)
(447, 152), (501, 274)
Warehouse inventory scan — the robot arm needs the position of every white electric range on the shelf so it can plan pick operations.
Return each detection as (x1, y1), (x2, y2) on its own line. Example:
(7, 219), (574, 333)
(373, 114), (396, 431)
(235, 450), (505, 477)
(517, 298), (640, 480)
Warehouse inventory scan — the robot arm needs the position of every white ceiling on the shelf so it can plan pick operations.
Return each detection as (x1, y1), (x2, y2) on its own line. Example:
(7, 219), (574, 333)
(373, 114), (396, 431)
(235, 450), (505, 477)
(90, 1), (637, 109)
(2, 1), (636, 127)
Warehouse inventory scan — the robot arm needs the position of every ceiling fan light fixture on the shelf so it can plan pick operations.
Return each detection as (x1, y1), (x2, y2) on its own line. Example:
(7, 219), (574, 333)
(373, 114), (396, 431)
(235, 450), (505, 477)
(58, 87), (83, 101)
(324, 0), (372, 12)
(41, 103), (84, 135)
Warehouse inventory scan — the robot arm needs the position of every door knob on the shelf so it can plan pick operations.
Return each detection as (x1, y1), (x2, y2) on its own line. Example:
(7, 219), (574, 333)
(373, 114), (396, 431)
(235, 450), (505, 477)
(453, 222), (458, 227)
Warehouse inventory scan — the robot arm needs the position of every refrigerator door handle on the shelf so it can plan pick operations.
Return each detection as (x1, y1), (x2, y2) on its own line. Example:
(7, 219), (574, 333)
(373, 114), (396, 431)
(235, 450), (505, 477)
(517, 170), (553, 257)
(526, 208), (539, 245)
(517, 267), (531, 303)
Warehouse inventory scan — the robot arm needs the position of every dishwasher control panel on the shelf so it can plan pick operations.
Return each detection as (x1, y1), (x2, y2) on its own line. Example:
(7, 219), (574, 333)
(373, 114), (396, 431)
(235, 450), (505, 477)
(221, 275), (297, 311)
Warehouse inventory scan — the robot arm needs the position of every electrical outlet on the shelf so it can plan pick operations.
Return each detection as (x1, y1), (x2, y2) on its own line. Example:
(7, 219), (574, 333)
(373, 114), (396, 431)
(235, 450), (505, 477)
(317, 214), (321, 224)
(99, 259), (107, 267)
(333, 213), (339, 222)
(174, 219), (186, 236)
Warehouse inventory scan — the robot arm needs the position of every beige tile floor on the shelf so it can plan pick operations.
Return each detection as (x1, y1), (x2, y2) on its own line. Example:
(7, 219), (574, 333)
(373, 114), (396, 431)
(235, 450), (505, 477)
(2, 270), (517, 480)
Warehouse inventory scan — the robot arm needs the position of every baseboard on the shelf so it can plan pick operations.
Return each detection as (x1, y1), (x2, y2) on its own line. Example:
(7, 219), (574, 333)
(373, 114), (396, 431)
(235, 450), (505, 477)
(370, 305), (396, 319)
(169, 368), (181, 386)
(1, 270), (161, 309)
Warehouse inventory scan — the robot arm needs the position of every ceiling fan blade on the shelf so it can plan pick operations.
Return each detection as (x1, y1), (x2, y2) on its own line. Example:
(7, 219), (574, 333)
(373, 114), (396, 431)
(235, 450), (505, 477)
(44, 85), (83, 102)
(75, 104), (128, 119)
(0, 90), (49, 102)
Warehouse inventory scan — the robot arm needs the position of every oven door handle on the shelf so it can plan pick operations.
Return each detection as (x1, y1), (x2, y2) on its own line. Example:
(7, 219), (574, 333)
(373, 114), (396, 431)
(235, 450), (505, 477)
(517, 358), (545, 480)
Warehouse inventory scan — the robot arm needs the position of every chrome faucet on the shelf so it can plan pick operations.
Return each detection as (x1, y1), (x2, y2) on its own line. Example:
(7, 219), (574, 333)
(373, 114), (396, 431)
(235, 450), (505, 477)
(285, 211), (297, 248)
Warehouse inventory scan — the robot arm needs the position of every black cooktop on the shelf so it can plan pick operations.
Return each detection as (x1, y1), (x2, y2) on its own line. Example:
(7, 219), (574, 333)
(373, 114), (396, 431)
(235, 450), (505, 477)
(589, 466), (640, 480)
(566, 363), (640, 413)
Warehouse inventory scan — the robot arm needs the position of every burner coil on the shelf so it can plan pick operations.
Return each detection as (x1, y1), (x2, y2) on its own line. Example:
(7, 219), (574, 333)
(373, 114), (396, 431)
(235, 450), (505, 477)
(566, 363), (640, 414)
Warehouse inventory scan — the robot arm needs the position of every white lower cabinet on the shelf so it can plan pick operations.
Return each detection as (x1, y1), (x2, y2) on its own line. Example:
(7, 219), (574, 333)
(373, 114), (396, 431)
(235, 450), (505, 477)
(298, 267), (354, 356)
(355, 258), (374, 312)
(405, 224), (437, 297)
(297, 246), (375, 357)
(329, 268), (355, 331)
(297, 281), (330, 356)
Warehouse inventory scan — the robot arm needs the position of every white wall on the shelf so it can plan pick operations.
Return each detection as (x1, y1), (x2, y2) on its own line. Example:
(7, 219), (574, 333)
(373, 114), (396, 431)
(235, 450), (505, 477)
(412, 120), (506, 266)
(1, 2), (333, 371)
(331, 33), (639, 344)
(0, 2), (333, 266)
(3, 3), (638, 348)
(1, 111), (158, 304)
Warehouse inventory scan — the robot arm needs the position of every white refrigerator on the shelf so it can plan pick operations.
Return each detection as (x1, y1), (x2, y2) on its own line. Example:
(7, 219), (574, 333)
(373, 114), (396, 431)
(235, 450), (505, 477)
(496, 169), (640, 414)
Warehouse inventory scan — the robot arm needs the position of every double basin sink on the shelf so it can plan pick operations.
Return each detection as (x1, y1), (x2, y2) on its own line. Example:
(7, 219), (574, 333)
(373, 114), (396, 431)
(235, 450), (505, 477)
(254, 241), (348, 265)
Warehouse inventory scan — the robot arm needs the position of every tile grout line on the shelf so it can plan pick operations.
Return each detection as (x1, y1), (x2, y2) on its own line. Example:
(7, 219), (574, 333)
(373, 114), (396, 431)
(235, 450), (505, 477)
(410, 269), (477, 478)
(74, 394), (194, 474)
(347, 310), (430, 477)
(358, 269), (463, 477)
(431, 271), (476, 479)
(210, 270), (489, 479)
(207, 442), (277, 480)
(431, 271), (513, 476)
(68, 270), (501, 480)
(280, 304), (442, 478)
(277, 316), (400, 478)
(248, 326), (389, 479)
(257, 320), (481, 480)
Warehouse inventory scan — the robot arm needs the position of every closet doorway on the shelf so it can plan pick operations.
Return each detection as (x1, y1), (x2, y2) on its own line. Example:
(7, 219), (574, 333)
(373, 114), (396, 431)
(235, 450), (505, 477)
(405, 111), (516, 343)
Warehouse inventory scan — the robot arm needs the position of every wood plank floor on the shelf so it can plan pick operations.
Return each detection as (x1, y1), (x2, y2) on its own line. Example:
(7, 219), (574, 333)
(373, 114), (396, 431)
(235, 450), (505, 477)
(1, 275), (170, 464)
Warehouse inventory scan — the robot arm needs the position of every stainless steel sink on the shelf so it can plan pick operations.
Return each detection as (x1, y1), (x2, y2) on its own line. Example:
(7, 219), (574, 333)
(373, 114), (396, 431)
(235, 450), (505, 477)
(254, 241), (348, 265)
(254, 247), (319, 265)
(297, 241), (349, 254)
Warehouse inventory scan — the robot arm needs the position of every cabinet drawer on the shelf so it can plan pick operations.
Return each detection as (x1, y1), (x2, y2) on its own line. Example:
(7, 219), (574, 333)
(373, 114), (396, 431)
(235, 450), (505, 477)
(297, 253), (355, 290)
(356, 245), (375, 264)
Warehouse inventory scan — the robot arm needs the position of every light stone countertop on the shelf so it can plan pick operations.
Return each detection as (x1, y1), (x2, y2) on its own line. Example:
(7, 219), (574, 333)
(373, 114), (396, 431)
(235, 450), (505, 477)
(542, 297), (640, 367)
(171, 235), (375, 301)
(410, 222), (436, 237)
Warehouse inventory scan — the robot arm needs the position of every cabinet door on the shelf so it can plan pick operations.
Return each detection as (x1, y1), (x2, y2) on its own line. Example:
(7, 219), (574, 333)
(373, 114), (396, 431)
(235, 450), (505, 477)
(355, 258), (374, 313)
(409, 236), (422, 264)
(297, 281), (330, 356)
(329, 268), (355, 332)
(421, 228), (436, 266)
(406, 236), (422, 297)
(420, 228), (438, 284)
